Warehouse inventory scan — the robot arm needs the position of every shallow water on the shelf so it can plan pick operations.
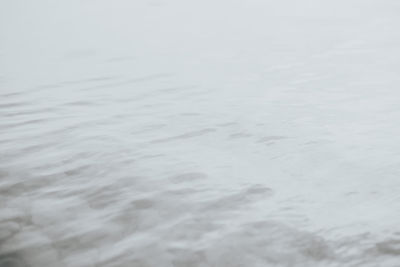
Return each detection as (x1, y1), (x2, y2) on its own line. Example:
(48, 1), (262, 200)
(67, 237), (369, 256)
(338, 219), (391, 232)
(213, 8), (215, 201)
(2, 0), (400, 266)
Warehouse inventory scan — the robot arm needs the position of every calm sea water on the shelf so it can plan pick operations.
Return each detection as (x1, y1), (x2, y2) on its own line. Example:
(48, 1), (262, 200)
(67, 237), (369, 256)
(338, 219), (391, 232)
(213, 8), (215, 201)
(1, 0), (400, 266)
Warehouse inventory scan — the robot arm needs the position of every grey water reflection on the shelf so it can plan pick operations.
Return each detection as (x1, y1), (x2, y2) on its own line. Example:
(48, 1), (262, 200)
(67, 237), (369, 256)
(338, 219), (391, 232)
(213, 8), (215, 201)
(2, 0), (400, 266)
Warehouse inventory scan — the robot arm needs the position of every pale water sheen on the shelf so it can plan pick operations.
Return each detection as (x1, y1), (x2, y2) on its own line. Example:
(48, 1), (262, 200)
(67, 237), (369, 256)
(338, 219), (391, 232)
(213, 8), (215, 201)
(1, 0), (400, 266)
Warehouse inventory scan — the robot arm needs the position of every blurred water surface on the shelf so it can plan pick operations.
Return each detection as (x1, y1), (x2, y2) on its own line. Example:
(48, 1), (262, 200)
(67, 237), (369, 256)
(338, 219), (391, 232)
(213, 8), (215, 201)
(2, 0), (400, 266)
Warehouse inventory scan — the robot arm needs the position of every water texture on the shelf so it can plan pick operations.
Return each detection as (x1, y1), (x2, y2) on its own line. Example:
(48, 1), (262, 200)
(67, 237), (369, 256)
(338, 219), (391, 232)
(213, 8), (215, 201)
(1, 0), (400, 266)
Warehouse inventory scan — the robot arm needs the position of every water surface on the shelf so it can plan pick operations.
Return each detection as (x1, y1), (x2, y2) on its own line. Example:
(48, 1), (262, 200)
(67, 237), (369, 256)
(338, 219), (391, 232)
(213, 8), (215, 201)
(1, 0), (400, 266)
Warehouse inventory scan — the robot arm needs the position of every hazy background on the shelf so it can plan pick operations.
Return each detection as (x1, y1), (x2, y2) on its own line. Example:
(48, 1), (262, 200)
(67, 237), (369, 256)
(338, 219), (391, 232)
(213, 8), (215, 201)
(1, 0), (400, 266)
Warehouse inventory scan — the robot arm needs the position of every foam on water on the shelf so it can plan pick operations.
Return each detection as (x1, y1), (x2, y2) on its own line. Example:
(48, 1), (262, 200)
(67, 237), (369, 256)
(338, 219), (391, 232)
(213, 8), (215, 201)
(2, 0), (400, 266)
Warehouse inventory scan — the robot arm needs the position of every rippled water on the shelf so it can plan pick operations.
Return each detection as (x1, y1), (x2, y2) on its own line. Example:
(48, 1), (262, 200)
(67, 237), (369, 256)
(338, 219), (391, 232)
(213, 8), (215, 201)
(2, 0), (400, 266)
